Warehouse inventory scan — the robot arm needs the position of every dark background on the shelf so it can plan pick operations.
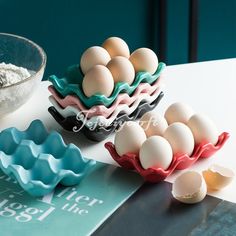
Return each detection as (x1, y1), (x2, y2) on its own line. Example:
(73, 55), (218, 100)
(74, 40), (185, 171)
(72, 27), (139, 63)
(1, 0), (235, 78)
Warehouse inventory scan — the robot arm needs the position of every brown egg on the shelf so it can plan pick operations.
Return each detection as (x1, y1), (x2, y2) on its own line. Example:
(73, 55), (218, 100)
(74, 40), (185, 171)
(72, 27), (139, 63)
(82, 65), (114, 97)
(107, 56), (135, 85)
(102, 37), (130, 58)
(80, 46), (111, 74)
(129, 48), (158, 75)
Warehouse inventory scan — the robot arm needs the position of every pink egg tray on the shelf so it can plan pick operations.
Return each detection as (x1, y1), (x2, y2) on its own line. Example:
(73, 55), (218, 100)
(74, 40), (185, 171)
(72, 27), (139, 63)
(105, 132), (230, 183)
(48, 76), (162, 119)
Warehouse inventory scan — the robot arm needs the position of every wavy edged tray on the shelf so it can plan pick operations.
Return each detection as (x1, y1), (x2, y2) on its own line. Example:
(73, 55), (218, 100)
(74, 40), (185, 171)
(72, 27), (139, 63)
(48, 92), (164, 142)
(48, 62), (165, 107)
(0, 120), (96, 196)
(104, 132), (230, 182)
(49, 87), (162, 128)
(48, 76), (162, 118)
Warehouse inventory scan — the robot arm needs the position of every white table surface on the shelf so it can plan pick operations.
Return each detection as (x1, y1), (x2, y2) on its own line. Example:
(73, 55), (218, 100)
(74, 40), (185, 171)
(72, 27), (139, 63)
(1, 58), (236, 203)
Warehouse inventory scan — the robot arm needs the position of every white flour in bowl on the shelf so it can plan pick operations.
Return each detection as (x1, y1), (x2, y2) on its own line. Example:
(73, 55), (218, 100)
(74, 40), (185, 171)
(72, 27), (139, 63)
(0, 62), (30, 88)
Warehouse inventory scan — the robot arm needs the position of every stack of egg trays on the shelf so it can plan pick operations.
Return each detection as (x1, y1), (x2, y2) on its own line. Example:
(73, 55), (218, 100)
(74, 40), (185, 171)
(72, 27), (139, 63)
(0, 120), (96, 197)
(48, 63), (166, 142)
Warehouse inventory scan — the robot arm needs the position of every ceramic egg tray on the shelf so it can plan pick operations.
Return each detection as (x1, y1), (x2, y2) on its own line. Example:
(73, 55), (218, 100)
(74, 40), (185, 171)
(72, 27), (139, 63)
(48, 75), (162, 119)
(105, 132), (230, 182)
(0, 120), (96, 196)
(49, 87), (163, 129)
(48, 62), (165, 107)
(48, 91), (164, 142)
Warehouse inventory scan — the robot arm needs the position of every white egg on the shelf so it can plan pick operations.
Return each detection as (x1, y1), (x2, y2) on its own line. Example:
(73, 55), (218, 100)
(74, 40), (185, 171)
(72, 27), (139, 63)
(139, 111), (168, 137)
(172, 171), (207, 204)
(80, 46), (111, 74)
(114, 121), (146, 156)
(187, 113), (219, 145)
(139, 136), (173, 170)
(163, 122), (195, 156)
(164, 102), (194, 125)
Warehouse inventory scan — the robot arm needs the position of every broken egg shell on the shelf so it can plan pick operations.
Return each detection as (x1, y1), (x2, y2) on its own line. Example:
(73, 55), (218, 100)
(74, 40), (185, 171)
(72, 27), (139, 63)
(203, 164), (235, 190)
(172, 171), (207, 204)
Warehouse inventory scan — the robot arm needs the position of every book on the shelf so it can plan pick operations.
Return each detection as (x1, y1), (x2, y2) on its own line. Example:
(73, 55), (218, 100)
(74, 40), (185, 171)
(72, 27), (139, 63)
(0, 162), (143, 236)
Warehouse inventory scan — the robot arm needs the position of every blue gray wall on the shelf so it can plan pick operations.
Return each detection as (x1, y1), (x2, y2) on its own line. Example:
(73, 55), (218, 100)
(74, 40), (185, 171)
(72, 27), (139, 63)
(1, 0), (235, 78)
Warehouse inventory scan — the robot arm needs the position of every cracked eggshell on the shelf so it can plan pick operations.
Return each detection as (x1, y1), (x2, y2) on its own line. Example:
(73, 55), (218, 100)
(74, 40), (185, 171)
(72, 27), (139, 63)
(203, 164), (235, 190)
(164, 102), (194, 125)
(114, 121), (146, 156)
(163, 122), (195, 156)
(139, 136), (173, 170)
(172, 171), (207, 204)
(187, 113), (219, 145)
(80, 46), (111, 74)
(139, 111), (168, 137)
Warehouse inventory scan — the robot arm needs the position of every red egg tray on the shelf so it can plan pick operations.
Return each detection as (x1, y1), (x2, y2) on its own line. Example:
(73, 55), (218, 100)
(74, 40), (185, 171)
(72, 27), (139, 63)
(104, 132), (230, 183)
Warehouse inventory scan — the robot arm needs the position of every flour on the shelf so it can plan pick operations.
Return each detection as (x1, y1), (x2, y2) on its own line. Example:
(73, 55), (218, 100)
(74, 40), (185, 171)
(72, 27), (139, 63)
(0, 62), (31, 88)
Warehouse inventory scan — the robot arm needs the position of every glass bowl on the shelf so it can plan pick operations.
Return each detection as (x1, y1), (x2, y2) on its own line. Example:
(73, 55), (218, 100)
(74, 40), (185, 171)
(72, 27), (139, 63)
(0, 33), (47, 116)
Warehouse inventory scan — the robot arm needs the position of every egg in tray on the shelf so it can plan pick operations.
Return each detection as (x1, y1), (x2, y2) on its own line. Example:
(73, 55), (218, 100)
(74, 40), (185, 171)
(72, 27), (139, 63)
(105, 103), (230, 183)
(48, 37), (166, 141)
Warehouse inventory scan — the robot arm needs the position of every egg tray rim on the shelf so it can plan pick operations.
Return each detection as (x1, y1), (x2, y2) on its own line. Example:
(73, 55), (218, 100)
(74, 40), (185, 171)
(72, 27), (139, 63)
(48, 76), (162, 118)
(49, 87), (163, 129)
(48, 62), (165, 108)
(104, 132), (230, 183)
(48, 92), (164, 142)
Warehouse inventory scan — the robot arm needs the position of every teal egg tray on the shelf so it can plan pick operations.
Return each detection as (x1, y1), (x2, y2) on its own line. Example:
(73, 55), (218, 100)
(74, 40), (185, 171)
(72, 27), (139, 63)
(0, 120), (96, 197)
(48, 62), (166, 108)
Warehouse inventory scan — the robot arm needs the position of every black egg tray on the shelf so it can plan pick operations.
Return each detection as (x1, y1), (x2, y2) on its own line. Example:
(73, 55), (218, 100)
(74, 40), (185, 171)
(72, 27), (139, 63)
(48, 91), (164, 142)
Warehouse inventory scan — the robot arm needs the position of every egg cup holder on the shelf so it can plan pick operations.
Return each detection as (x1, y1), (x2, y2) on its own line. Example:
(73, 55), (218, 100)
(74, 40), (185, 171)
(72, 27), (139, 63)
(48, 76), (162, 119)
(104, 132), (230, 183)
(0, 120), (96, 196)
(48, 92), (164, 142)
(48, 62), (165, 108)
